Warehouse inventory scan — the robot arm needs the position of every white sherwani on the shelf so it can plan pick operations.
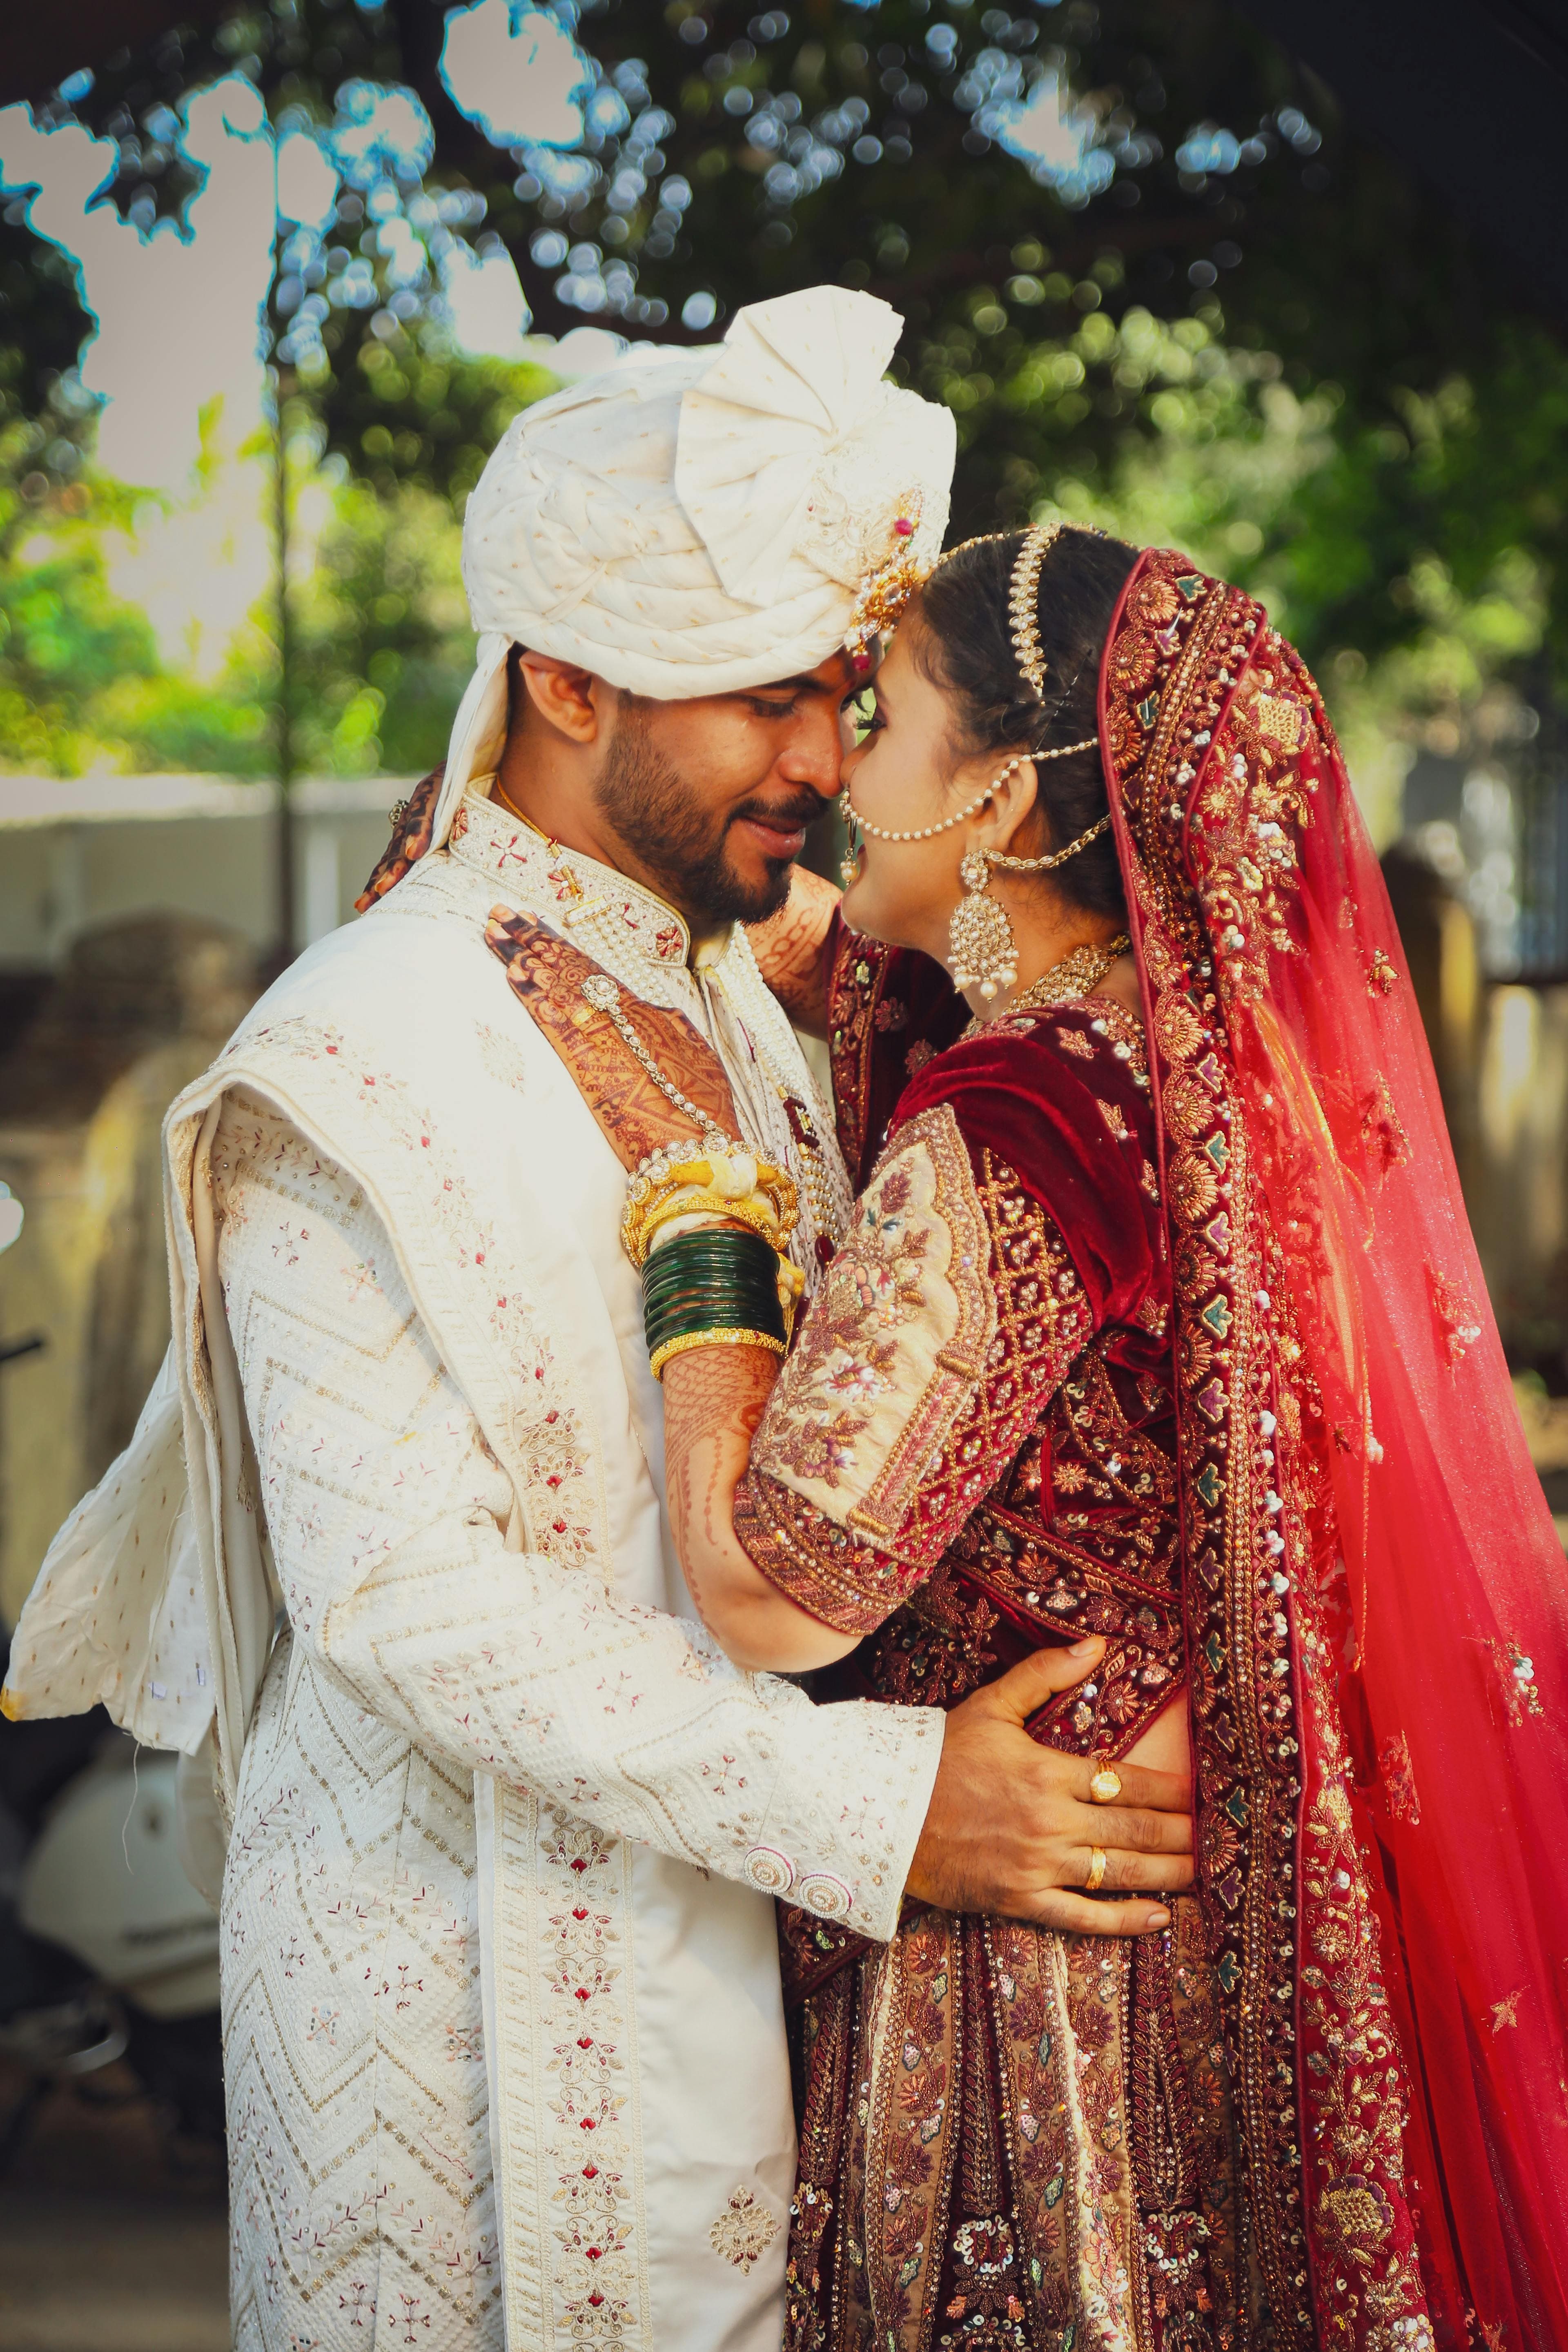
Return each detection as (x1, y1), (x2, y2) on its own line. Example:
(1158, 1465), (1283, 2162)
(3, 793), (943, 2351)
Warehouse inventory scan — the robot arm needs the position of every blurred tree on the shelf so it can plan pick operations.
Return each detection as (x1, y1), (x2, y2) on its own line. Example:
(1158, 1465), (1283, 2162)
(0, 417), (472, 777)
(3, 0), (1566, 755)
(279, 417), (478, 773)
(0, 467), (274, 775)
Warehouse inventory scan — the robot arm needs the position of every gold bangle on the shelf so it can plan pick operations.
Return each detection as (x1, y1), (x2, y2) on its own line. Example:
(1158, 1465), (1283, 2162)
(639, 1187), (785, 1262)
(647, 1209), (756, 1252)
(623, 1161), (800, 1267)
(649, 1327), (788, 1382)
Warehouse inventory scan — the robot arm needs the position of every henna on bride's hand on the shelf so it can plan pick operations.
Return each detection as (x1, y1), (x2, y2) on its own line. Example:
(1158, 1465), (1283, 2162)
(661, 1343), (780, 1620)
(746, 867), (841, 1037)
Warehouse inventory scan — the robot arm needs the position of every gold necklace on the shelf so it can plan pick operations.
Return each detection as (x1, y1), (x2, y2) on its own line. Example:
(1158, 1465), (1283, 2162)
(966, 933), (1131, 1033)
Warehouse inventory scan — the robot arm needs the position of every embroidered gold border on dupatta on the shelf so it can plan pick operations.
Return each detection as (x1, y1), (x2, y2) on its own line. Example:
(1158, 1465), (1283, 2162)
(1103, 553), (1430, 2349)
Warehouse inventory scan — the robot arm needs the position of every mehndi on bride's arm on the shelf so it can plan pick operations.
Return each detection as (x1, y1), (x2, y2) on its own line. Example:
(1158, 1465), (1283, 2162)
(744, 864), (841, 1039)
(662, 1340), (862, 1671)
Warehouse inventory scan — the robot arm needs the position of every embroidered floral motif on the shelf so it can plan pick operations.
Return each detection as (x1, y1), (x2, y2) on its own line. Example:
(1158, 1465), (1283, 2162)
(1097, 1098), (1130, 1141)
(1484, 1635), (1544, 1726)
(1056, 1025), (1096, 1060)
(1083, 999), (1150, 1084)
(1428, 1265), (1483, 1367)
(861, 1915), (962, 2343)
(1102, 554), (1327, 2339)
(475, 1020), (531, 1094)
(709, 2187), (782, 2274)
(524, 1808), (646, 2344)
(1379, 1731), (1421, 1825)
(1361, 1077), (1412, 1177)
(857, 1557), (1001, 1711)
(1189, 662), (1319, 1005)
(1297, 1657), (1429, 2346)
(742, 1136), (1098, 1635)
(751, 1104), (996, 1552)
(897, 1151), (1093, 1570)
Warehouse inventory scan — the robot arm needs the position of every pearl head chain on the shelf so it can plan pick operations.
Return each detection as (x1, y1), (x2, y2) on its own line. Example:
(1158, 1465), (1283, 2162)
(840, 742), (1102, 850)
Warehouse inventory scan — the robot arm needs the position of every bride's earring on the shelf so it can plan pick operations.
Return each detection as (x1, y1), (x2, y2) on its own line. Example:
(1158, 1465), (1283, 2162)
(947, 849), (1018, 1000)
(837, 791), (862, 888)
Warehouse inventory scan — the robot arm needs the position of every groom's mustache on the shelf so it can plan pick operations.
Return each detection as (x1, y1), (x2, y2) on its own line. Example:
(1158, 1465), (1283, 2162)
(724, 791), (824, 840)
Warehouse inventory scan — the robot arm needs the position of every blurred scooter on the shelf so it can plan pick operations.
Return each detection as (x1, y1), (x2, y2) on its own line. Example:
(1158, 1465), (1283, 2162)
(0, 1177), (223, 2167)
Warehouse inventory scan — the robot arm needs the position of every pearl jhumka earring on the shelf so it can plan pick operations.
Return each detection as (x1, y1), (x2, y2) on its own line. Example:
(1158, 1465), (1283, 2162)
(840, 521), (1109, 1000)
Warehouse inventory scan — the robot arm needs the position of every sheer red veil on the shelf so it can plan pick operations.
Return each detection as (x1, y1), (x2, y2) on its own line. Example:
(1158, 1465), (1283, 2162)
(1099, 550), (1568, 2349)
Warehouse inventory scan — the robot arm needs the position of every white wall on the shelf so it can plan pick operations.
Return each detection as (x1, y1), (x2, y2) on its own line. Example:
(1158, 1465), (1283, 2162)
(0, 775), (414, 968)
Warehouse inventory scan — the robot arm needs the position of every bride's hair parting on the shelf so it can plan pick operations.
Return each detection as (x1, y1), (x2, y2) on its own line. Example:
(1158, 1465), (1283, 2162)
(912, 527), (1139, 919)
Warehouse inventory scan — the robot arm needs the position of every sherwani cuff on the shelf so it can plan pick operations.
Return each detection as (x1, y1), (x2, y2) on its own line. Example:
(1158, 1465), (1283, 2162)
(745, 1691), (943, 1944)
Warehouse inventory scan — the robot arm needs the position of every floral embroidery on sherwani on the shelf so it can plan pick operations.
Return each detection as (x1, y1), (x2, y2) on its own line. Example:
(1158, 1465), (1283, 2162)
(80, 793), (940, 2352)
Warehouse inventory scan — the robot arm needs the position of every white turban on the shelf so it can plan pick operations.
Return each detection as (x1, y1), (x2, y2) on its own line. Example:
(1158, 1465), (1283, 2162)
(428, 285), (956, 848)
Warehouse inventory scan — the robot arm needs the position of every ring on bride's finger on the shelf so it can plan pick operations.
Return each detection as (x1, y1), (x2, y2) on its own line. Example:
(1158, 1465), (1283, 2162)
(1088, 1754), (1123, 1806)
(1085, 1846), (1107, 1892)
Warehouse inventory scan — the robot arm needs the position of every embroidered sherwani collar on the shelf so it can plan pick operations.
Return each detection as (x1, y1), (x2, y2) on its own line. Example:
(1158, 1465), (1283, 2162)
(451, 786), (706, 979)
(435, 786), (855, 1278)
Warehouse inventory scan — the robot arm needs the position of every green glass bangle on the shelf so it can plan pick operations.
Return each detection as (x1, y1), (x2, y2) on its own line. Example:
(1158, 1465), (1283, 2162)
(643, 1224), (786, 1361)
(644, 1246), (777, 1292)
(643, 1264), (782, 1312)
(644, 1233), (782, 1309)
(645, 1277), (780, 1317)
(645, 1283), (784, 1348)
(648, 1227), (778, 1276)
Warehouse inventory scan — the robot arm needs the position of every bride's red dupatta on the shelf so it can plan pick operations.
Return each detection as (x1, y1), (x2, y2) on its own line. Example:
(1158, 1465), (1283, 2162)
(1104, 550), (1568, 2349)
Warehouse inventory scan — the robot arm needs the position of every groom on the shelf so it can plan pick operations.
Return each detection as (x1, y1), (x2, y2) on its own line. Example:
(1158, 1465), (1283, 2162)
(5, 289), (1187, 2352)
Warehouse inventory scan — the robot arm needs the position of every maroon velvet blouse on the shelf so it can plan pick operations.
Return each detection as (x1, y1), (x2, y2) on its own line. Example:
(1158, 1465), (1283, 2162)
(735, 919), (1183, 1767)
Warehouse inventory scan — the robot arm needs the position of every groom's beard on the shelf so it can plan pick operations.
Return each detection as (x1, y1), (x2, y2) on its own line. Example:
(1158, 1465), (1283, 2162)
(591, 703), (815, 927)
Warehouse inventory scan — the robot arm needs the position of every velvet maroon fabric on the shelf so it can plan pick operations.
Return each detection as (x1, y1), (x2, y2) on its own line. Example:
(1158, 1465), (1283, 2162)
(824, 914), (969, 1189)
(891, 1014), (1160, 1330)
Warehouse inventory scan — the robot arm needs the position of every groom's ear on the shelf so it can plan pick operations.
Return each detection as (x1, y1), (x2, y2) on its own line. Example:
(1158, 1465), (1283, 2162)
(514, 653), (606, 746)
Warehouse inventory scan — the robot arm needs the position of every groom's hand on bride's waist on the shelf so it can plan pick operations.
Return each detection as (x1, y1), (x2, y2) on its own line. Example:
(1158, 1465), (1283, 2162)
(903, 1637), (1194, 1936)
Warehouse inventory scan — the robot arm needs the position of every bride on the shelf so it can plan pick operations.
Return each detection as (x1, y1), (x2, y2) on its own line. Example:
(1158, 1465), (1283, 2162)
(643, 524), (1568, 2348)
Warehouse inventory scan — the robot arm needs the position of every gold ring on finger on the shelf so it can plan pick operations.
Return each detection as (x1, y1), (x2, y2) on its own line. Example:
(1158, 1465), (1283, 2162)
(1088, 1754), (1123, 1806)
(1085, 1846), (1107, 1893)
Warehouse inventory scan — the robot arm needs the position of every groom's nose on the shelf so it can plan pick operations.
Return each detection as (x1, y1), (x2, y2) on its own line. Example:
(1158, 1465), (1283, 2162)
(774, 700), (852, 806)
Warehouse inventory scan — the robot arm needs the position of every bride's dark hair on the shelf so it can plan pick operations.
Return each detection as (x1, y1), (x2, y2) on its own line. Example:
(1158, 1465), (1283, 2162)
(911, 526), (1140, 920)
